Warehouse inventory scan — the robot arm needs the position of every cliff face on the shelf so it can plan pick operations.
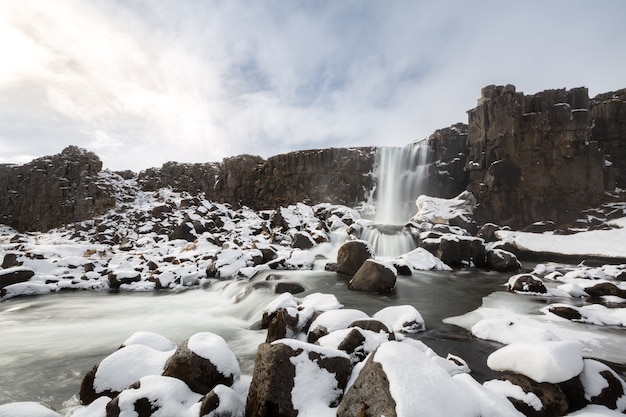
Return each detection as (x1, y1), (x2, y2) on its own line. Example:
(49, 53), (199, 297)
(466, 85), (608, 228)
(425, 123), (469, 198)
(0, 146), (117, 232)
(590, 88), (626, 188)
(138, 147), (375, 210)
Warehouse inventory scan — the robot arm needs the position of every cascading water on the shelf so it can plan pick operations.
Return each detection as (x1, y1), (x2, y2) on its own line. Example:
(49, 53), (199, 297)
(361, 141), (432, 257)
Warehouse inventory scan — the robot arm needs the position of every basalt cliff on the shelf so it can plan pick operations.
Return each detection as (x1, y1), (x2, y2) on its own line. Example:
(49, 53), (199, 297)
(0, 85), (624, 232)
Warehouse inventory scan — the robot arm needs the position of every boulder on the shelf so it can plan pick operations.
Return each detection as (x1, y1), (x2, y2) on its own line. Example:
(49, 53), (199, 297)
(290, 231), (315, 250)
(107, 270), (142, 289)
(199, 384), (245, 417)
(0, 266), (34, 289)
(265, 308), (302, 343)
(336, 240), (374, 277)
(79, 341), (174, 405)
(486, 248), (521, 272)
(579, 359), (626, 412)
(1, 252), (22, 268)
(584, 282), (626, 298)
(348, 259), (396, 293)
(436, 235), (486, 267)
(508, 274), (548, 294)
(163, 333), (240, 395)
(485, 374), (569, 417)
(307, 309), (369, 344)
(105, 375), (201, 417)
(245, 340), (351, 417)
(373, 305), (425, 333)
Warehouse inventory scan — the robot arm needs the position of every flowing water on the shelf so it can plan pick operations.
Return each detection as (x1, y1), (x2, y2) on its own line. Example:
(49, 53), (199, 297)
(0, 269), (508, 412)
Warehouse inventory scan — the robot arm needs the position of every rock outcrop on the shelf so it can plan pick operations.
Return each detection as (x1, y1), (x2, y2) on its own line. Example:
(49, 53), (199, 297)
(425, 122), (469, 198)
(466, 85), (612, 228)
(138, 148), (375, 210)
(590, 89), (626, 188)
(0, 146), (117, 232)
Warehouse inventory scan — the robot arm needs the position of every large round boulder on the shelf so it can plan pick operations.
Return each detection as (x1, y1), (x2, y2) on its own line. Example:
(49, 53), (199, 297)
(348, 259), (396, 293)
(163, 332), (240, 395)
(336, 240), (374, 277)
(0, 266), (34, 289)
(486, 248), (521, 272)
(245, 340), (351, 417)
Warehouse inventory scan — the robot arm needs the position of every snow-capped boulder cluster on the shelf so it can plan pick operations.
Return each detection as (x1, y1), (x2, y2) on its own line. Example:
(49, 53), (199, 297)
(251, 292), (626, 417)
(0, 189), (367, 301)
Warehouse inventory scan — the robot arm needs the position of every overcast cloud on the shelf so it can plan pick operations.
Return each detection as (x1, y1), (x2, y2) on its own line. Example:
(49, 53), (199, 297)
(1, 0), (625, 171)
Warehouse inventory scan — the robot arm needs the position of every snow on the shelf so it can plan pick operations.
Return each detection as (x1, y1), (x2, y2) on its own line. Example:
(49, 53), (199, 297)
(483, 379), (543, 411)
(204, 384), (245, 417)
(396, 247), (452, 271)
(298, 292), (343, 311)
(542, 303), (626, 326)
(290, 348), (343, 417)
(316, 327), (390, 361)
(412, 191), (475, 225)
(308, 309), (369, 336)
(471, 316), (560, 344)
(373, 341), (522, 417)
(567, 405), (626, 416)
(94, 343), (175, 393)
(580, 359), (626, 411)
(487, 340), (584, 383)
(122, 331), (177, 351)
(112, 375), (201, 417)
(66, 397), (110, 417)
(496, 217), (626, 259)
(186, 332), (240, 380)
(373, 305), (425, 333)
(0, 402), (60, 417)
(263, 292), (298, 315)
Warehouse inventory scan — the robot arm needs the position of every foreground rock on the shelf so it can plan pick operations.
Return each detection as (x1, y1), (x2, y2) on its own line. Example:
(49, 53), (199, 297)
(335, 240), (374, 277)
(245, 340), (351, 417)
(348, 259), (396, 293)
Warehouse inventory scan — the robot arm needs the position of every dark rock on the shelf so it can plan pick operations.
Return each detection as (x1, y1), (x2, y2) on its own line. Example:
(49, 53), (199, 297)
(436, 235), (486, 267)
(546, 305), (583, 321)
(265, 308), (301, 343)
(349, 319), (395, 340)
(0, 266), (34, 289)
(162, 335), (238, 395)
(290, 231), (315, 250)
(1, 252), (21, 268)
(580, 359), (626, 412)
(107, 271), (141, 289)
(508, 274), (547, 294)
(168, 217), (197, 242)
(246, 341), (351, 417)
(584, 282), (626, 298)
(0, 146), (117, 232)
(199, 385), (245, 417)
(476, 223), (502, 242)
(485, 248), (521, 272)
(424, 123), (470, 198)
(79, 364), (111, 405)
(467, 85), (607, 228)
(273, 282), (305, 295)
(499, 373), (569, 417)
(336, 240), (374, 277)
(348, 260), (396, 293)
(337, 352), (396, 417)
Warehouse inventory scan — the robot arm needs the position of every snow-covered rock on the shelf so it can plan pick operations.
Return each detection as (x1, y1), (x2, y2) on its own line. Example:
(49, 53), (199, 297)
(487, 340), (584, 384)
(0, 402), (60, 417)
(373, 305), (425, 333)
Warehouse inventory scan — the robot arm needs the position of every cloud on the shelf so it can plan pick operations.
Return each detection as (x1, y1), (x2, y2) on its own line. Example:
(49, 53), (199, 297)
(0, 0), (625, 171)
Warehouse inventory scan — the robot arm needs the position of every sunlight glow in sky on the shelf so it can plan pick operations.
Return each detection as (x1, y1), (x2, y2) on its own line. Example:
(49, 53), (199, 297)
(1, 0), (625, 171)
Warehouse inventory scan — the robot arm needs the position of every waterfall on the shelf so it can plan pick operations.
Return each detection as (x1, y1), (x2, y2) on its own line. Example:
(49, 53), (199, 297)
(362, 142), (432, 257)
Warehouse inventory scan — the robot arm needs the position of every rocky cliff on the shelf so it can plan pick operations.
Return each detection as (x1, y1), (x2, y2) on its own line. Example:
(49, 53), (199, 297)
(138, 147), (375, 210)
(466, 85), (612, 228)
(590, 88), (626, 188)
(0, 146), (117, 232)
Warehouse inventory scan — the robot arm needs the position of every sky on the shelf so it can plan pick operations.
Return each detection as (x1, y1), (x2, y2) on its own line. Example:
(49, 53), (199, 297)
(1, 0), (625, 172)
